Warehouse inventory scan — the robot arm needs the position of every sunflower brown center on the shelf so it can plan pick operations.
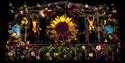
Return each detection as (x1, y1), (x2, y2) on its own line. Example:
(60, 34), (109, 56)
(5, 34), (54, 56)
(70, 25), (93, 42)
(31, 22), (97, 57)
(55, 22), (69, 34)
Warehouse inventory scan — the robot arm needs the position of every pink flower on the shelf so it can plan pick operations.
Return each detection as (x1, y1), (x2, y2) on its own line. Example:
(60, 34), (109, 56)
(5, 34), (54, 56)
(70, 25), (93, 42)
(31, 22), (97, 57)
(20, 42), (26, 46)
(8, 30), (13, 34)
(67, 3), (72, 8)
(16, 32), (21, 37)
(26, 41), (30, 45)
(96, 45), (101, 51)
(31, 51), (36, 56)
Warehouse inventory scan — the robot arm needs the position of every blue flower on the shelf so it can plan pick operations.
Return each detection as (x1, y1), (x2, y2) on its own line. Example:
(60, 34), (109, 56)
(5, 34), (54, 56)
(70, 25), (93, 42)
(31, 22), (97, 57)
(12, 24), (21, 33)
(104, 25), (113, 34)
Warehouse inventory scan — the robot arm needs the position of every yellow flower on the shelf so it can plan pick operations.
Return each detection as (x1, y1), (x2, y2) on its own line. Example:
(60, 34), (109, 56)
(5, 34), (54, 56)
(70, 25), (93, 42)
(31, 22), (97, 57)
(21, 17), (28, 24)
(8, 51), (13, 56)
(12, 33), (16, 37)
(37, 3), (41, 7)
(21, 20), (25, 24)
(39, 9), (45, 17)
(104, 39), (108, 43)
(26, 46), (28, 49)
(36, 56), (40, 60)
(46, 52), (50, 56)
(47, 15), (78, 43)
(88, 53), (93, 57)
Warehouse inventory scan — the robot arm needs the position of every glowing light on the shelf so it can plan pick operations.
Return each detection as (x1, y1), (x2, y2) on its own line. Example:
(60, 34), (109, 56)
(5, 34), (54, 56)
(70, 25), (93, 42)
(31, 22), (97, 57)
(111, 3), (115, 6)
(8, 30), (12, 34)
(26, 46), (28, 49)
(88, 53), (93, 57)
(96, 45), (101, 51)
(14, 14), (19, 19)
(8, 51), (13, 56)
(36, 56), (40, 60)
(104, 25), (113, 34)
(109, 19), (113, 22)
(45, 7), (52, 12)
(88, 16), (94, 32)
(39, 9), (45, 17)
(104, 39), (108, 43)
(20, 42), (25, 46)
(10, 9), (14, 13)
(85, 4), (88, 8)
(67, 3), (72, 8)
(22, 17), (28, 24)
(37, 3), (41, 7)
(31, 51), (36, 56)
(82, 45), (86, 49)
(24, 3), (27, 7)
(47, 15), (78, 42)
(109, 35), (113, 40)
(9, 2), (12, 7)
(21, 20), (25, 24)
(13, 40), (18, 42)
(21, 55), (25, 59)
(39, 28), (42, 30)
(26, 41), (30, 45)
(16, 32), (21, 37)
(104, 20), (107, 25)
(12, 24), (21, 33)
(15, 35), (19, 38)
(25, 8), (28, 13)
(49, 56), (52, 60)
(32, 18), (37, 33)
(20, 10), (23, 14)
(46, 52), (50, 56)
(112, 10), (117, 13)
(94, 7), (98, 10)
(53, 52), (59, 57)
(7, 41), (9, 44)
(18, 38), (22, 42)
(12, 33), (16, 37)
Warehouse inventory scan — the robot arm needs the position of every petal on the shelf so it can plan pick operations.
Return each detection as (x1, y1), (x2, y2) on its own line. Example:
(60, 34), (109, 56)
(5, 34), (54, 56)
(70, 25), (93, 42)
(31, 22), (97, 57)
(60, 16), (65, 22)
(53, 20), (58, 25)
(51, 30), (56, 33)
(68, 22), (74, 26)
(50, 24), (55, 28)
(66, 17), (72, 23)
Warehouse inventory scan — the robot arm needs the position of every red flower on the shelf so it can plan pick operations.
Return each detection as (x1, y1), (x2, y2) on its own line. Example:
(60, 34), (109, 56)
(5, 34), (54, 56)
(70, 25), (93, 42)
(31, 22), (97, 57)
(113, 34), (120, 41)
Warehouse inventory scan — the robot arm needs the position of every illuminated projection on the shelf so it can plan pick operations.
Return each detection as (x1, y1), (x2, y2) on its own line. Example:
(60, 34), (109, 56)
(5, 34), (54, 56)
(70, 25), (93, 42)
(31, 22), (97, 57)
(6, 1), (121, 62)
(87, 15), (95, 33)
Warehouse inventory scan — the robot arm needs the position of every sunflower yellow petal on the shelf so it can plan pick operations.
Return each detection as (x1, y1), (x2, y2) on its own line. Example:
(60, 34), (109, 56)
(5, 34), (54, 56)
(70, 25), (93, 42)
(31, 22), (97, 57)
(60, 16), (65, 22)
(65, 17), (72, 23)
(57, 16), (60, 19)
(53, 20), (58, 25)
(50, 24), (55, 28)
(55, 17), (59, 21)
(69, 22), (74, 26)
(51, 30), (56, 33)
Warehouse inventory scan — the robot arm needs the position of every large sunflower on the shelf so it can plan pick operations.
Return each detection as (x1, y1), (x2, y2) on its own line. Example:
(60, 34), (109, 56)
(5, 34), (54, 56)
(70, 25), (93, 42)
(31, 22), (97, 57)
(47, 15), (78, 43)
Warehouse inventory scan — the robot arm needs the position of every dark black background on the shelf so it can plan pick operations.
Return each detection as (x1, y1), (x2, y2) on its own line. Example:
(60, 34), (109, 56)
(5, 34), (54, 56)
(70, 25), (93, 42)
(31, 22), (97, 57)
(0, 0), (124, 62)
